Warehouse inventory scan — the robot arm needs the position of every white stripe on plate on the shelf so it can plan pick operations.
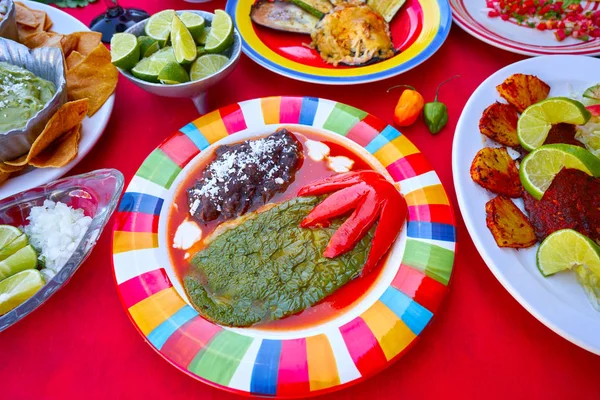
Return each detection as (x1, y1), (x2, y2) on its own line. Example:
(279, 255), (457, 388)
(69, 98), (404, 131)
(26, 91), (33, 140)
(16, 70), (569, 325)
(326, 328), (361, 383)
(227, 338), (263, 391)
(126, 175), (168, 199)
(311, 100), (336, 129)
(239, 100), (266, 130)
(399, 171), (441, 195)
(113, 248), (162, 284)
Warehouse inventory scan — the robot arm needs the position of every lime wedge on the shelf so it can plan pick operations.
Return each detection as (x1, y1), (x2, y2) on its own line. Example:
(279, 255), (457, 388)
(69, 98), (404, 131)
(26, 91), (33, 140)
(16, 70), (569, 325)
(0, 245), (38, 281)
(131, 47), (176, 83)
(537, 229), (600, 277)
(575, 265), (600, 311)
(110, 33), (140, 70)
(190, 54), (229, 81)
(158, 61), (190, 84)
(520, 144), (600, 200)
(0, 269), (45, 315)
(180, 12), (205, 42)
(0, 234), (28, 262)
(518, 97), (592, 151)
(583, 84), (600, 101)
(171, 14), (197, 64)
(145, 9), (175, 42)
(196, 27), (210, 45)
(205, 10), (234, 54)
(0, 225), (22, 251)
(137, 35), (160, 58)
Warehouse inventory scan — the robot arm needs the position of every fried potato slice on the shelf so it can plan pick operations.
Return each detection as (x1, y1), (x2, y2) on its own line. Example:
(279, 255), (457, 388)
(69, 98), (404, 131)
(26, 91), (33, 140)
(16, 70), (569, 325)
(479, 102), (520, 147)
(486, 196), (537, 248)
(470, 147), (522, 197)
(496, 74), (550, 113)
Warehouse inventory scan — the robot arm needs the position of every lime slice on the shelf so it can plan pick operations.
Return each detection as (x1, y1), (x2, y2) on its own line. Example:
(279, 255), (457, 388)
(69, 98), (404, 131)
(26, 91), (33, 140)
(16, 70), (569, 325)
(196, 27), (210, 45)
(583, 84), (600, 100)
(145, 9), (175, 42)
(190, 54), (229, 81)
(575, 265), (600, 311)
(537, 229), (600, 277)
(180, 12), (205, 42)
(0, 225), (22, 251)
(0, 234), (28, 262)
(205, 10), (234, 54)
(520, 144), (600, 200)
(158, 61), (190, 84)
(171, 14), (197, 64)
(518, 97), (592, 151)
(0, 269), (45, 315)
(131, 47), (176, 83)
(110, 33), (140, 70)
(137, 36), (160, 58)
(0, 245), (38, 281)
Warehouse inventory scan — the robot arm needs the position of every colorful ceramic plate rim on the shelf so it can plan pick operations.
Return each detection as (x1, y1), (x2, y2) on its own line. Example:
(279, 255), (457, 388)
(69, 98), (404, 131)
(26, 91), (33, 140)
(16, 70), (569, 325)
(452, 55), (600, 355)
(0, 1), (115, 199)
(112, 96), (456, 397)
(224, 0), (452, 84)
(450, 0), (600, 56)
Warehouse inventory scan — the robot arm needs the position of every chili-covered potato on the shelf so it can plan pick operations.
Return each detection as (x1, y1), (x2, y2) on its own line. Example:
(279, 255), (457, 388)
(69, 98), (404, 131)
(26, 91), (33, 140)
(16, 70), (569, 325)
(470, 147), (522, 197)
(479, 102), (520, 147)
(496, 74), (550, 113)
(485, 196), (537, 248)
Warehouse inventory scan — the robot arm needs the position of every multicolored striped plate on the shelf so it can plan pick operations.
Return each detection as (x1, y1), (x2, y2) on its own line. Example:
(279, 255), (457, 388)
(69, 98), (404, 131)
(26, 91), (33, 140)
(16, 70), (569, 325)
(112, 97), (456, 397)
(224, 0), (452, 84)
(451, 0), (600, 56)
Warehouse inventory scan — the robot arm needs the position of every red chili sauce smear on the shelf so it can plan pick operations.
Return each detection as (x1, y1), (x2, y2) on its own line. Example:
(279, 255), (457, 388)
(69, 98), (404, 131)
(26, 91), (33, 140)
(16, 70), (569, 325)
(167, 129), (387, 330)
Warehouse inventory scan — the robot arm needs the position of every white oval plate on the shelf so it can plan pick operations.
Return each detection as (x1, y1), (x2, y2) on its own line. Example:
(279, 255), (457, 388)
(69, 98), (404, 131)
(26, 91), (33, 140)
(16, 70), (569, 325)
(0, 0), (115, 199)
(450, 0), (600, 56)
(453, 55), (600, 355)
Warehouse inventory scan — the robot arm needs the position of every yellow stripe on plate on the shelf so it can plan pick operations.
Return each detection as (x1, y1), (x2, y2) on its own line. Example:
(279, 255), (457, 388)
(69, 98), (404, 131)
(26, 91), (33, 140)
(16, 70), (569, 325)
(192, 110), (228, 144)
(306, 334), (340, 391)
(261, 97), (281, 125)
(361, 301), (416, 361)
(128, 287), (187, 335)
(373, 136), (420, 167)
(113, 231), (158, 253)
(404, 184), (450, 206)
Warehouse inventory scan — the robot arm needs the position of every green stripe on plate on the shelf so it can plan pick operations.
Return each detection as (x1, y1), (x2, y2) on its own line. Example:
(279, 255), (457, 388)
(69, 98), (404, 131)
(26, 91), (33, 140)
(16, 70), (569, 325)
(323, 103), (368, 136)
(136, 149), (182, 189)
(187, 330), (253, 386)
(402, 239), (454, 285)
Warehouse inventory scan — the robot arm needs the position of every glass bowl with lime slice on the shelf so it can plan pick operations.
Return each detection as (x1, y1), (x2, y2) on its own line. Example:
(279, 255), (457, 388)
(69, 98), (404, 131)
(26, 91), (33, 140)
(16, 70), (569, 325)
(0, 169), (123, 332)
(111, 9), (241, 114)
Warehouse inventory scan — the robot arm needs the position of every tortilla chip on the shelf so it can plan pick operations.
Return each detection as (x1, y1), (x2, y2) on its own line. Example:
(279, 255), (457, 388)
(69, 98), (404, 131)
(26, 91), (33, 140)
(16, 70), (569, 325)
(43, 11), (53, 31)
(66, 44), (117, 117)
(4, 99), (88, 167)
(28, 32), (64, 49)
(0, 172), (11, 185)
(61, 34), (79, 58)
(29, 124), (81, 168)
(15, 3), (39, 28)
(66, 51), (85, 70)
(17, 21), (44, 43)
(71, 32), (102, 56)
(0, 163), (25, 173)
(30, 9), (47, 31)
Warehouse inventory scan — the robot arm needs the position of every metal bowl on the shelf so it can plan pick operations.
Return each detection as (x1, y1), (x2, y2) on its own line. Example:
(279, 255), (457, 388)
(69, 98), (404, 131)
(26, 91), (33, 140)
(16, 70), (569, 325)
(0, 169), (124, 332)
(0, 0), (18, 42)
(118, 10), (241, 114)
(0, 38), (67, 162)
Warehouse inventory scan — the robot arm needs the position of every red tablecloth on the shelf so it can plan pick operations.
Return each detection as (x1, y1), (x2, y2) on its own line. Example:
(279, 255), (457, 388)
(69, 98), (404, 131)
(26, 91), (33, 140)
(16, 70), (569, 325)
(1, 1), (599, 398)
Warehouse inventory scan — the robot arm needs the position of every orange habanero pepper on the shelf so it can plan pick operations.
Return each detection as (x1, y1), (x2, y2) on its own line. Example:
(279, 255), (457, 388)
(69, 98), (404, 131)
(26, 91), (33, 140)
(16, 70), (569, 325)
(387, 85), (425, 127)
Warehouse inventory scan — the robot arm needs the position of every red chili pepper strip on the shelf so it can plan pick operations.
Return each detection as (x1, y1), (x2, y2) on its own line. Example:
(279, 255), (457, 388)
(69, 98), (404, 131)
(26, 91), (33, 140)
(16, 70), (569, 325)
(297, 171), (381, 196)
(360, 187), (407, 277)
(323, 189), (381, 258)
(298, 170), (408, 277)
(300, 182), (371, 228)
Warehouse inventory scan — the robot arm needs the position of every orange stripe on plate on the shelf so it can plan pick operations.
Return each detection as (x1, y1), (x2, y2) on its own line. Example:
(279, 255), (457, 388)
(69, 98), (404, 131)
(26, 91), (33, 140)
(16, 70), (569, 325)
(113, 231), (158, 253)
(128, 287), (187, 336)
(373, 136), (420, 167)
(404, 184), (450, 206)
(361, 301), (416, 361)
(192, 110), (228, 144)
(261, 97), (281, 125)
(306, 334), (340, 391)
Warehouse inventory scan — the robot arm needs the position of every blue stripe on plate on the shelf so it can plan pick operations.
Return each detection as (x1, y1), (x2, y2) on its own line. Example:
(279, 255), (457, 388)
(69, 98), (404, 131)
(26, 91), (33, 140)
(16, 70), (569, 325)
(407, 221), (456, 242)
(250, 339), (282, 395)
(365, 125), (402, 154)
(180, 122), (210, 150)
(118, 193), (164, 215)
(380, 287), (433, 335)
(299, 97), (319, 126)
(146, 305), (198, 350)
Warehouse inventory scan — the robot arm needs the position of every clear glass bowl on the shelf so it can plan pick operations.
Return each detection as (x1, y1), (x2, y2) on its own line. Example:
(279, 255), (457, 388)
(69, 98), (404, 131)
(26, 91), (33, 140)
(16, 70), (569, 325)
(0, 169), (124, 332)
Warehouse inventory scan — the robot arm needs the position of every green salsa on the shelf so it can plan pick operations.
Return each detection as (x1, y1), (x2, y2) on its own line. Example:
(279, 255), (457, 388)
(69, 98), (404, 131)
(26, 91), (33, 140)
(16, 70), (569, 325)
(184, 196), (375, 327)
(0, 61), (56, 134)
